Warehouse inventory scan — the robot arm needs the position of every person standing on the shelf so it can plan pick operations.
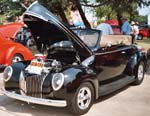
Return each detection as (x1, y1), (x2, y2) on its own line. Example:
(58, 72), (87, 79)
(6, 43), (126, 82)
(96, 17), (114, 35)
(70, 5), (84, 28)
(131, 21), (139, 40)
(121, 17), (131, 35)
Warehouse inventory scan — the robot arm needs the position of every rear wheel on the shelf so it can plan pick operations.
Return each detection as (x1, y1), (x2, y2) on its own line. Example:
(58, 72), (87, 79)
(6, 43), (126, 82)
(11, 54), (24, 64)
(138, 34), (143, 40)
(70, 82), (94, 115)
(133, 61), (145, 85)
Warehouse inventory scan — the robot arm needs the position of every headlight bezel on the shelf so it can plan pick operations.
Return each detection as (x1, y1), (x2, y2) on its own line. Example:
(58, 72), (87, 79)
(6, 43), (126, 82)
(3, 66), (13, 82)
(51, 73), (65, 91)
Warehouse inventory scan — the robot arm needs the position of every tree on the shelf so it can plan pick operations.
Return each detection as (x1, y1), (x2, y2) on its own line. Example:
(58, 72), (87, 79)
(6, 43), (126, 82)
(0, 0), (69, 24)
(38, 0), (69, 24)
(95, 5), (116, 21)
(0, 0), (23, 22)
(69, 0), (91, 28)
(81, 0), (150, 27)
(0, 0), (92, 28)
(0, 0), (37, 23)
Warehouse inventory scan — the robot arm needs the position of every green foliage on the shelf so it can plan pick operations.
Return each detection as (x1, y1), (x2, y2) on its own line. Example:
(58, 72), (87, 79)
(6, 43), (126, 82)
(38, 0), (69, 13)
(95, 5), (116, 21)
(0, 0), (24, 22)
(0, 0), (69, 23)
(0, 0), (149, 27)
(136, 15), (147, 24)
(0, 15), (6, 24)
(94, 0), (139, 20)
(82, 0), (150, 26)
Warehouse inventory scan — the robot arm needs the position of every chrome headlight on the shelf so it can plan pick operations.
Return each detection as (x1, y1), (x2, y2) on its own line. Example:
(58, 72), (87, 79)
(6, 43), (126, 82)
(52, 73), (64, 91)
(3, 66), (13, 82)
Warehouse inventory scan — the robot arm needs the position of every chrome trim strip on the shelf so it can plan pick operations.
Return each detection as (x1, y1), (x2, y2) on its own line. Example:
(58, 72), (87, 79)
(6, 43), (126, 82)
(25, 12), (48, 22)
(95, 47), (131, 55)
(26, 1), (38, 12)
(1, 88), (67, 107)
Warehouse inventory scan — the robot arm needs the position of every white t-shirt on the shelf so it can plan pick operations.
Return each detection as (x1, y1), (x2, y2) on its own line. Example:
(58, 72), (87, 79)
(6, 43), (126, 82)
(131, 25), (139, 35)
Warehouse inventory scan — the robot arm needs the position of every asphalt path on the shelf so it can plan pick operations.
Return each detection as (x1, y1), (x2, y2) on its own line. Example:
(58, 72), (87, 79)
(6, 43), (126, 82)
(0, 70), (150, 116)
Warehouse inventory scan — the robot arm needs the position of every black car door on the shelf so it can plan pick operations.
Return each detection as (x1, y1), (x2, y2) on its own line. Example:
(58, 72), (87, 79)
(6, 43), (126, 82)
(95, 45), (129, 82)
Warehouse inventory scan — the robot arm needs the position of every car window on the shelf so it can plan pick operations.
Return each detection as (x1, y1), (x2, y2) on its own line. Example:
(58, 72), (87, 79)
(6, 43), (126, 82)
(72, 29), (100, 50)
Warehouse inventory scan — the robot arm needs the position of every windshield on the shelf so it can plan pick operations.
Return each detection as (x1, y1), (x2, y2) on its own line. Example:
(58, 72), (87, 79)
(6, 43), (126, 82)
(72, 29), (101, 51)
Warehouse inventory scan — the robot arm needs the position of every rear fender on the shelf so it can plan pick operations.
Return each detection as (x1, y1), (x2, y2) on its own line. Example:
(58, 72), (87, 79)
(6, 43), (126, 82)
(5, 44), (33, 65)
(124, 51), (147, 76)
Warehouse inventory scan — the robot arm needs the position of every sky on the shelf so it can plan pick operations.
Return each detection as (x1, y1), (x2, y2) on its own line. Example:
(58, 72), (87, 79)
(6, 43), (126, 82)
(138, 6), (150, 16)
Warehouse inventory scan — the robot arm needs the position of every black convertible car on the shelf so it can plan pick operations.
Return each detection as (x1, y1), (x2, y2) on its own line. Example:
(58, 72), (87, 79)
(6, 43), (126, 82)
(1, 1), (150, 115)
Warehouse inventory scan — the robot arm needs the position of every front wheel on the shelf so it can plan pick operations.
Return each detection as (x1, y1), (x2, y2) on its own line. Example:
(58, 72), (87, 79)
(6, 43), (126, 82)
(133, 61), (145, 85)
(70, 82), (94, 115)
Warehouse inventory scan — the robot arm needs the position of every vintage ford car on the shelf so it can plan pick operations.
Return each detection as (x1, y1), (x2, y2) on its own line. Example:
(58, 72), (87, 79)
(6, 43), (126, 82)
(0, 32), (33, 70)
(1, 2), (150, 115)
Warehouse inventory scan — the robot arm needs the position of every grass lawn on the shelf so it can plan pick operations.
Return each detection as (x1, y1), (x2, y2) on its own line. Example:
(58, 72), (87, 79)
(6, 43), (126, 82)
(136, 38), (150, 50)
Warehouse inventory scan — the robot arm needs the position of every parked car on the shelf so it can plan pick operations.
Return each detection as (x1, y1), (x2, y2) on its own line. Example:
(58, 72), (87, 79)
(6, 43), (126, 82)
(0, 32), (33, 70)
(0, 22), (24, 40)
(1, 2), (150, 115)
(0, 22), (34, 47)
(106, 20), (120, 34)
(138, 25), (150, 40)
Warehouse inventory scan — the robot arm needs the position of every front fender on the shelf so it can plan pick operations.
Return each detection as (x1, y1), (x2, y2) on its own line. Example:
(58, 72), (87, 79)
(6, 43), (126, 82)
(51, 66), (99, 103)
(63, 67), (96, 92)
(4, 61), (30, 88)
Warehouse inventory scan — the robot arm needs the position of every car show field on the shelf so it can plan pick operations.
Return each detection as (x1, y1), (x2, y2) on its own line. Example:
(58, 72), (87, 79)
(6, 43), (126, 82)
(1, 2), (149, 115)
(0, 1), (150, 115)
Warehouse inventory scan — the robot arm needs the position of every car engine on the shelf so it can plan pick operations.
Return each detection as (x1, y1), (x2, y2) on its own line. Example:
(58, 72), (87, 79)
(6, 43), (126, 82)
(25, 57), (62, 75)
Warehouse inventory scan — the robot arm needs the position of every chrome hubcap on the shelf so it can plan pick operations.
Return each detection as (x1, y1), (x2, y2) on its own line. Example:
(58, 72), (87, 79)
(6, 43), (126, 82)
(77, 87), (91, 110)
(12, 56), (22, 63)
(138, 64), (144, 81)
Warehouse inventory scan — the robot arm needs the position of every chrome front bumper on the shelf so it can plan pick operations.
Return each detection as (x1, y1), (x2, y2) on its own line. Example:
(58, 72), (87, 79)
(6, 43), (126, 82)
(1, 88), (67, 107)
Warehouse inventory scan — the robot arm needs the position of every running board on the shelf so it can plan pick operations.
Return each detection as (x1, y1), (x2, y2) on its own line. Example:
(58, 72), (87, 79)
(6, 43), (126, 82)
(99, 76), (135, 96)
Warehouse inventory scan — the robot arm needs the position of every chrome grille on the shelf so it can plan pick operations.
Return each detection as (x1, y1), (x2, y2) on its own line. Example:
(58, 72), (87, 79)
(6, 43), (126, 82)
(20, 73), (46, 98)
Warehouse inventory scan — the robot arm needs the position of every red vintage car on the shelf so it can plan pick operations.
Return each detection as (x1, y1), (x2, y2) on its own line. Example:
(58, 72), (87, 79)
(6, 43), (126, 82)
(106, 20), (120, 35)
(138, 25), (150, 40)
(0, 30), (33, 70)
(0, 22), (24, 40)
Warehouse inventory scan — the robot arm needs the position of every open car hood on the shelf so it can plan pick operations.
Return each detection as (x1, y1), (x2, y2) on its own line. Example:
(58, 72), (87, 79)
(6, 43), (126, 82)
(23, 1), (93, 60)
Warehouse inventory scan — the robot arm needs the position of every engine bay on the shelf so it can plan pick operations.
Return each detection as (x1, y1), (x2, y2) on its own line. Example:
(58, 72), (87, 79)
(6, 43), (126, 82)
(25, 57), (63, 75)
